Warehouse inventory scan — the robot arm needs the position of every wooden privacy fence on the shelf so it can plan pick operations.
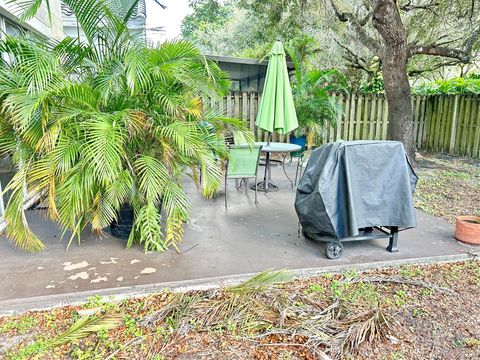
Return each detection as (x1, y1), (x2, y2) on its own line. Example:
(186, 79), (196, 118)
(208, 92), (480, 158)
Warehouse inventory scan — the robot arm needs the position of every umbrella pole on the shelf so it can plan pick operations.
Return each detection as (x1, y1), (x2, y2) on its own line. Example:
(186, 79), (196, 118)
(265, 132), (271, 191)
(253, 132), (279, 192)
(264, 152), (270, 191)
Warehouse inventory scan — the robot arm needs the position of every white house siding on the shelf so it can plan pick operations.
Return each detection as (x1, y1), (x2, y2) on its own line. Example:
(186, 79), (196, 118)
(61, 0), (146, 42)
(0, 0), (64, 39)
(0, 1), (64, 219)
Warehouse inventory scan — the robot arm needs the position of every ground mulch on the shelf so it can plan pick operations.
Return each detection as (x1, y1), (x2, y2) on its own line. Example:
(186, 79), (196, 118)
(414, 152), (480, 223)
(1, 260), (479, 360)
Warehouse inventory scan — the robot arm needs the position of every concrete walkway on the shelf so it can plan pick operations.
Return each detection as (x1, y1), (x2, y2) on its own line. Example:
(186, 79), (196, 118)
(0, 165), (477, 313)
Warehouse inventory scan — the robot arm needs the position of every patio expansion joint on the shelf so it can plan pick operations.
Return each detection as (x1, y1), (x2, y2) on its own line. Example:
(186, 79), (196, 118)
(1, 251), (478, 316)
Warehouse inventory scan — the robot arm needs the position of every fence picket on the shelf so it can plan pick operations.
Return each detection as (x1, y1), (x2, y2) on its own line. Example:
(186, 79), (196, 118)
(249, 93), (255, 130)
(342, 94), (350, 140)
(472, 99), (480, 158)
(335, 94), (343, 141)
(412, 96), (420, 145)
(467, 97), (479, 156)
(381, 98), (389, 140)
(368, 95), (377, 140)
(375, 95), (383, 140)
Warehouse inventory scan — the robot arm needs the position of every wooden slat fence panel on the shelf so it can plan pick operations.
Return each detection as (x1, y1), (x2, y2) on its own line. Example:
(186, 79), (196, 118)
(211, 92), (480, 158)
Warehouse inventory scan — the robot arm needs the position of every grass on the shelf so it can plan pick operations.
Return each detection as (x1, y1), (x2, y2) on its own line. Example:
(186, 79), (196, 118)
(0, 316), (36, 334)
(415, 153), (479, 223)
(1, 261), (479, 359)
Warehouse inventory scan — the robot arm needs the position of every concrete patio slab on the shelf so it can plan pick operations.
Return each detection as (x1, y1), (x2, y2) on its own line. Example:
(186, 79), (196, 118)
(1, 164), (478, 314)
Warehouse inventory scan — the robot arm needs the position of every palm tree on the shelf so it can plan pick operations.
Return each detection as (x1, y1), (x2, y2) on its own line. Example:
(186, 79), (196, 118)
(0, 0), (250, 252)
(286, 42), (348, 149)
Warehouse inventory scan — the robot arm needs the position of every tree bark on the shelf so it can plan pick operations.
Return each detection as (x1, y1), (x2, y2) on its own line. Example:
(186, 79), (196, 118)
(330, 0), (480, 160)
(372, 0), (415, 159)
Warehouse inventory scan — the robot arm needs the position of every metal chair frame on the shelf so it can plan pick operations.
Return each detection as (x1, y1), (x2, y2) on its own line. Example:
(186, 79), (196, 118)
(294, 150), (312, 186)
(224, 145), (263, 208)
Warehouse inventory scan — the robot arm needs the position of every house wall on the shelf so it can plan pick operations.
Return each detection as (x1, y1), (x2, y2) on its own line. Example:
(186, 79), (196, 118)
(0, 0), (64, 39)
(0, 1), (65, 217)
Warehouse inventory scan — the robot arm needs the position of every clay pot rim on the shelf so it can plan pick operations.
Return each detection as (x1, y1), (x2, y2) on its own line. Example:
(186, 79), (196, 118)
(456, 216), (480, 223)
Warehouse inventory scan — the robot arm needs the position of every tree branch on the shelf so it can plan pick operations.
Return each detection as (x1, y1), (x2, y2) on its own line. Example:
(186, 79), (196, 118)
(408, 60), (460, 76)
(329, 0), (383, 54)
(408, 27), (480, 63)
(400, 0), (440, 14)
(408, 45), (472, 62)
(335, 40), (377, 76)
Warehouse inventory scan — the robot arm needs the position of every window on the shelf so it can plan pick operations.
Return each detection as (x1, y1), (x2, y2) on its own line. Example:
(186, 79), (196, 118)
(5, 20), (22, 37)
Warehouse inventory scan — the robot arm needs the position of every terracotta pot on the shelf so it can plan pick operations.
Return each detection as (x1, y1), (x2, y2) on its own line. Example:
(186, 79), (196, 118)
(455, 216), (480, 245)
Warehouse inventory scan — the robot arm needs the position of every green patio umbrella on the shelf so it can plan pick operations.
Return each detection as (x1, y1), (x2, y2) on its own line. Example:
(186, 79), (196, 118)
(256, 40), (298, 137)
(254, 40), (298, 191)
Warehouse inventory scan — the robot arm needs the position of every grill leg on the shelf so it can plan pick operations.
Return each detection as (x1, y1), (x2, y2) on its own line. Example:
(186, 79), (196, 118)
(387, 226), (399, 252)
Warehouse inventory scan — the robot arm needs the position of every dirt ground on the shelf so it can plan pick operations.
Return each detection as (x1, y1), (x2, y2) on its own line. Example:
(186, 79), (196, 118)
(1, 260), (479, 360)
(414, 152), (479, 223)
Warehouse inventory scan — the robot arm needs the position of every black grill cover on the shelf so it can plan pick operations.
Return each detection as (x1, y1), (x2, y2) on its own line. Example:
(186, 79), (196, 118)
(295, 141), (418, 239)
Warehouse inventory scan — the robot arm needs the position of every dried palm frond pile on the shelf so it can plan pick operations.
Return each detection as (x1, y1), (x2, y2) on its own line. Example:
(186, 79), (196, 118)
(138, 270), (396, 359)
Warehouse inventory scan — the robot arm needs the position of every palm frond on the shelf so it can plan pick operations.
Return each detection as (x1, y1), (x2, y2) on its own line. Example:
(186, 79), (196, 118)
(133, 155), (170, 205)
(3, 163), (45, 252)
(50, 313), (123, 347)
(82, 113), (127, 184)
(127, 201), (165, 252)
(62, 0), (109, 44)
(227, 270), (293, 294)
(7, 0), (50, 22)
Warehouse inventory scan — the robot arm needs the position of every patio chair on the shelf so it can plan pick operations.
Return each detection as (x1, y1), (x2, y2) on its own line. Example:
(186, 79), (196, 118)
(294, 150), (312, 186)
(225, 144), (263, 207)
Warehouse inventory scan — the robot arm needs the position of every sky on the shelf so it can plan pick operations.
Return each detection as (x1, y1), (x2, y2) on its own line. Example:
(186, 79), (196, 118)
(145, 0), (193, 44)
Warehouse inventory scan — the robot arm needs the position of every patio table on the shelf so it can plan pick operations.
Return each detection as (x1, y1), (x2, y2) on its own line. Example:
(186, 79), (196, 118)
(253, 141), (301, 192)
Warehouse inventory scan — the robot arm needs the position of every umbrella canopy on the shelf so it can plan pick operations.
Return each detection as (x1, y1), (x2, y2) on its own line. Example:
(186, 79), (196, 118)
(256, 40), (298, 135)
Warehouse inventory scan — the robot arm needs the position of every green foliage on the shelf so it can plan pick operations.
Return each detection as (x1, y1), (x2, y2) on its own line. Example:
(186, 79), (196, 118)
(358, 76), (384, 94)
(0, 1), (250, 253)
(181, 0), (233, 40)
(306, 283), (325, 294)
(399, 266), (424, 278)
(4, 338), (50, 359)
(0, 316), (36, 334)
(392, 289), (410, 307)
(330, 280), (379, 306)
(412, 76), (480, 95)
(287, 44), (348, 147)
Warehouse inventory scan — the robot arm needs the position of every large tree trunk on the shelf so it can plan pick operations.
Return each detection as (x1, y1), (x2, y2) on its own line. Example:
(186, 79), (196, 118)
(372, 0), (415, 159)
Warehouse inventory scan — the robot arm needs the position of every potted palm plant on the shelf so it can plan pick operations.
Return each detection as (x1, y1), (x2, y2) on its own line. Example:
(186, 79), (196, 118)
(0, 0), (250, 253)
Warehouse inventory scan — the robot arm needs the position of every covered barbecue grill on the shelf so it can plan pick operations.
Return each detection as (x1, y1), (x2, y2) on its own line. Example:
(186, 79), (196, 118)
(295, 140), (418, 259)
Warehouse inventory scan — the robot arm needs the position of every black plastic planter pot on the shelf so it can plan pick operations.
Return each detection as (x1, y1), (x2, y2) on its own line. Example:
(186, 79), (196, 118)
(110, 205), (134, 240)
